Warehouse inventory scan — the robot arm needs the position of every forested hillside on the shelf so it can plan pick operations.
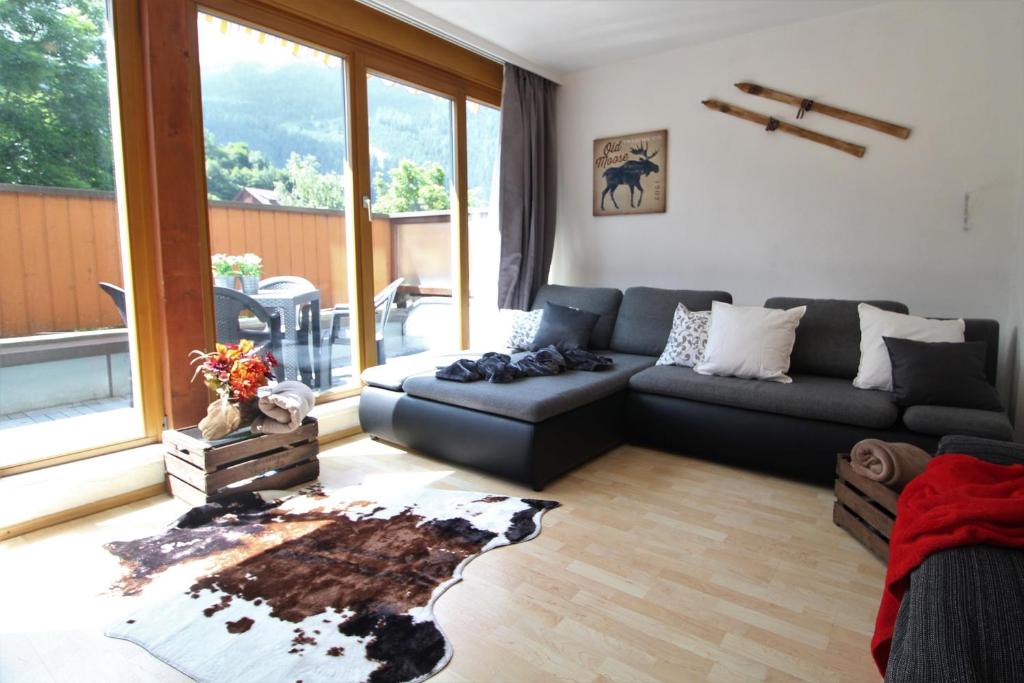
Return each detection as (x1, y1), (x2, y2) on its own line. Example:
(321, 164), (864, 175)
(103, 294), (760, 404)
(1, 1), (501, 212)
(200, 63), (500, 205)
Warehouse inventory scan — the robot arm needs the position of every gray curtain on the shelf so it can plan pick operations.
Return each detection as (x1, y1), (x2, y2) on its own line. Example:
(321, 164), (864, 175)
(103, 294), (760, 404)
(497, 64), (558, 311)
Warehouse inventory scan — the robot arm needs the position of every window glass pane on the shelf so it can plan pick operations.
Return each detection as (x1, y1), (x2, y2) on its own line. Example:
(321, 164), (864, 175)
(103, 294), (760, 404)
(198, 14), (354, 393)
(466, 100), (501, 349)
(367, 74), (456, 361)
(0, 0), (144, 465)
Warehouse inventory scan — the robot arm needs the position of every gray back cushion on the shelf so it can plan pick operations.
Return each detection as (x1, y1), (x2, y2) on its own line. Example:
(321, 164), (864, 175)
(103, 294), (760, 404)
(763, 297), (908, 378)
(610, 287), (732, 356)
(530, 284), (623, 349)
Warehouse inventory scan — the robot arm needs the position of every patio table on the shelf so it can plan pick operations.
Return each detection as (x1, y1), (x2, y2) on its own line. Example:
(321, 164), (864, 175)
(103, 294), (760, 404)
(250, 288), (321, 386)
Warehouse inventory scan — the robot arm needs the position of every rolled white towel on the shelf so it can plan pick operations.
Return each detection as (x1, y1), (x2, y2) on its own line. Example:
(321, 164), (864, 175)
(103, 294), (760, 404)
(252, 380), (315, 433)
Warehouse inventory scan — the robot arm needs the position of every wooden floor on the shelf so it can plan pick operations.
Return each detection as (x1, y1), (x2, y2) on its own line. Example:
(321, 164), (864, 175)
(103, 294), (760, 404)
(0, 436), (885, 682)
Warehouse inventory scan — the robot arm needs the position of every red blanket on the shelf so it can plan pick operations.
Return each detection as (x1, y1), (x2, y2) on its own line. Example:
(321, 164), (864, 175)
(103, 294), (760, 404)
(871, 453), (1024, 676)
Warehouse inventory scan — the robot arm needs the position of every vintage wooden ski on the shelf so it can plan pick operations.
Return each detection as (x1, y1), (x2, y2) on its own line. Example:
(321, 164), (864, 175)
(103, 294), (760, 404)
(702, 99), (866, 158)
(735, 82), (911, 139)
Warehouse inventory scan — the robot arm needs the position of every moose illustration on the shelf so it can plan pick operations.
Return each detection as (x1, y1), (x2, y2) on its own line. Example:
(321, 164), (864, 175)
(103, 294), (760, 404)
(600, 141), (660, 211)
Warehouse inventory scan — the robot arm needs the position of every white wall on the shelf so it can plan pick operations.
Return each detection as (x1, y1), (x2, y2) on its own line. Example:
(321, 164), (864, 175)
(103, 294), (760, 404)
(1012, 124), (1024, 439)
(553, 1), (1024, 419)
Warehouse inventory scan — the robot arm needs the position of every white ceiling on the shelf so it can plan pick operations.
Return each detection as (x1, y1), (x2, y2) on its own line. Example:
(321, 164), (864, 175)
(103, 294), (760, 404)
(375, 0), (881, 80)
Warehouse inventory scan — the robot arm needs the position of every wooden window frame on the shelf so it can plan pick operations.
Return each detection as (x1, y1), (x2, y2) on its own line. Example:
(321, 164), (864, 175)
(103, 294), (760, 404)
(137, 0), (500, 425)
(0, 0), (168, 476)
(4, 0), (499, 475)
(4, 0), (499, 476)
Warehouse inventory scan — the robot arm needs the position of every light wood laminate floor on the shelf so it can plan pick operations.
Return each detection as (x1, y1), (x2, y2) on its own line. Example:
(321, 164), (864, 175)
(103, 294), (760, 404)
(0, 436), (885, 682)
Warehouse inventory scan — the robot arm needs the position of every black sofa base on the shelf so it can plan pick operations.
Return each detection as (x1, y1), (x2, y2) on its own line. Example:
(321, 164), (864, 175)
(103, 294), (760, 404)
(627, 392), (939, 484)
(359, 386), (627, 490)
(360, 386), (944, 489)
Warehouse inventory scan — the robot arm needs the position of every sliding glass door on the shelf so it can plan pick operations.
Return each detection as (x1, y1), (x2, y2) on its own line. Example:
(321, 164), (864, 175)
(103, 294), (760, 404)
(0, 1), (148, 468)
(366, 74), (457, 362)
(196, 13), (356, 393)
(193, 2), (503, 387)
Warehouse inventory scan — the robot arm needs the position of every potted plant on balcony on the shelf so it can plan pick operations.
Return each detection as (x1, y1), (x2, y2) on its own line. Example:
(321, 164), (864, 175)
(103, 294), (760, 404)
(238, 253), (262, 294)
(211, 253), (237, 289)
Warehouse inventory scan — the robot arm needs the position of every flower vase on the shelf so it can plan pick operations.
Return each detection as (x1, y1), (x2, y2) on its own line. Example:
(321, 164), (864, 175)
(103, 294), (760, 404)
(214, 274), (236, 289)
(236, 397), (261, 427)
(240, 274), (259, 294)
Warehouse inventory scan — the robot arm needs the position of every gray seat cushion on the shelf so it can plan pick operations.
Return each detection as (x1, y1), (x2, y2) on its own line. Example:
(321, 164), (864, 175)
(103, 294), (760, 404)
(361, 351), (487, 390)
(628, 365), (899, 429)
(402, 352), (655, 423)
(764, 297), (908, 379)
(903, 405), (1013, 441)
(531, 285), (623, 350)
(610, 287), (732, 356)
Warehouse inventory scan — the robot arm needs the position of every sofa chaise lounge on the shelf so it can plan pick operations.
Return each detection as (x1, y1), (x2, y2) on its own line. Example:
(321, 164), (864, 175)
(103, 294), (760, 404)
(359, 285), (1012, 489)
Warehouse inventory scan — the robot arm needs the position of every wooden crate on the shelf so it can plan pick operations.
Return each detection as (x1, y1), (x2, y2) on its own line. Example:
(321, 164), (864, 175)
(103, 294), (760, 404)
(163, 418), (319, 508)
(833, 453), (899, 563)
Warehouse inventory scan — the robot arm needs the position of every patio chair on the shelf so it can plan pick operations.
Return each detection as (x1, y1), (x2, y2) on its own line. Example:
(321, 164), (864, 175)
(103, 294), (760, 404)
(213, 286), (284, 381)
(319, 278), (403, 387)
(98, 282), (128, 326)
(257, 275), (317, 336)
(257, 276), (318, 382)
(259, 275), (316, 292)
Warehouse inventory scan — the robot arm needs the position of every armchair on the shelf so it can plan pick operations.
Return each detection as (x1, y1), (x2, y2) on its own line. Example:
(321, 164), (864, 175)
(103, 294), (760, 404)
(319, 278), (403, 388)
(213, 286), (284, 381)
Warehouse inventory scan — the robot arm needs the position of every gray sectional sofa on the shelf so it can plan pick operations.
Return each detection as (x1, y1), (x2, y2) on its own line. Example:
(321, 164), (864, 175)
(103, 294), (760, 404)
(359, 285), (1013, 489)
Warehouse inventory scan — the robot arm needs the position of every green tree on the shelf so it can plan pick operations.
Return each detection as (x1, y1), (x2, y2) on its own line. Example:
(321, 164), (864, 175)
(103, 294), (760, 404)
(203, 131), (283, 201)
(0, 0), (113, 189)
(274, 153), (345, 211)
(373, 159), (450, 214)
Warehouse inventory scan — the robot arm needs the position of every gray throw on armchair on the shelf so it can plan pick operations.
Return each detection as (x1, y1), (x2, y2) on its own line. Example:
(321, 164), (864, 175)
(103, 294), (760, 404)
(885, 435), (1024, 682)
(497, 63), (558, 311)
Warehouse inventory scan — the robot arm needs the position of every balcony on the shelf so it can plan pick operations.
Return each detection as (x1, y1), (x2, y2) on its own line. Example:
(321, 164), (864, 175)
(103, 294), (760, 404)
(0, 183), (491, 460)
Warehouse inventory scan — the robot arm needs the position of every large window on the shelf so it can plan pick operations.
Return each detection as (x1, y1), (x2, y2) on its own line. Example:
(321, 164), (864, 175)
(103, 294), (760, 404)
(367, 74), (456, 361)
(197, 13), (356, 393)
(195, 12), (502, 386)
(0, 0), (146, 467)
(0, 0), (502, 475)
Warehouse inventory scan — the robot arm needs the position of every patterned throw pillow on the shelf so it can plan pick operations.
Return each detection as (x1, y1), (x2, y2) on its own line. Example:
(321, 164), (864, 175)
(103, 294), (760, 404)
(505, 309), (544, 350)
(656, 303), (712, 367)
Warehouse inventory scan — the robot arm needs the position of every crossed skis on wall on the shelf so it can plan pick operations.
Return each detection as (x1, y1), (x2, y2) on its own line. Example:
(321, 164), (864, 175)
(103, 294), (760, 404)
(702, 82), (912, 158)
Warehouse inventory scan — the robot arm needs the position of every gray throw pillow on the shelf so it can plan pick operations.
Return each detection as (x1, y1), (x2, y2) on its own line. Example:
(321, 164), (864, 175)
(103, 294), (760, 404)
(884, 337), (1002, 410)
(530, 302), (599, 351)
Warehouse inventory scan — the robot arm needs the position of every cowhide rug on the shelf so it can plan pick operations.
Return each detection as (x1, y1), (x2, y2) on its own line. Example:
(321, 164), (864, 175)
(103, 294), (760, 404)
(104, 485), (558, 683)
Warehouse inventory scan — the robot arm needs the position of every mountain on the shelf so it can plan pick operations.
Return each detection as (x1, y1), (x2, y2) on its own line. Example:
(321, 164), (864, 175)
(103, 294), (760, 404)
(199, 62), (500, 198)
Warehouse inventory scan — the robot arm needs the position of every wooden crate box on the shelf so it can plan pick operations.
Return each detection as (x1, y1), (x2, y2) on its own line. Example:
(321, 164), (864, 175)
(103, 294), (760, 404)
(164, 418), (319, 508)
(833, 452), (899, 563)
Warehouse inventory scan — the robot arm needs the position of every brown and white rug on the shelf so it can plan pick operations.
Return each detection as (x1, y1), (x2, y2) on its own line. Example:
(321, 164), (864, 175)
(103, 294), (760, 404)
(104, 485), (559, 683)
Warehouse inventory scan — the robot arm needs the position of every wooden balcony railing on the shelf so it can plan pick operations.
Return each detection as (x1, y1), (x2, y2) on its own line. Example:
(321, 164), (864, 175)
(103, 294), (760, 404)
(0, 183), (465, 338)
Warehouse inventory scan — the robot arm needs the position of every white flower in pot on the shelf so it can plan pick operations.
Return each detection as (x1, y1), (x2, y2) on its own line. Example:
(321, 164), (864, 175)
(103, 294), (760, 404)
(238, 253), (263, 294)
(211, 253), (238, 289)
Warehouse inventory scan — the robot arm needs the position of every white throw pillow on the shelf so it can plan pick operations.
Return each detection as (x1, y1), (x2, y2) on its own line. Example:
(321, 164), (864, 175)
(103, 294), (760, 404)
(503, 308), (543, 350)
(853, 303), (965, 391)
(694, 302), (807, 383)
(656, 303), (711, 367)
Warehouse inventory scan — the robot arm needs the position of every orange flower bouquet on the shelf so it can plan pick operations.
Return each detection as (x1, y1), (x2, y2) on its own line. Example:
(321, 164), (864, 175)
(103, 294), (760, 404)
(191, 340), (278, 440)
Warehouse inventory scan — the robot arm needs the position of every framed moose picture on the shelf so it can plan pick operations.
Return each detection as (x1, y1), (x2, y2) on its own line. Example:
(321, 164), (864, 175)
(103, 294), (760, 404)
(593, 129), (667, 216)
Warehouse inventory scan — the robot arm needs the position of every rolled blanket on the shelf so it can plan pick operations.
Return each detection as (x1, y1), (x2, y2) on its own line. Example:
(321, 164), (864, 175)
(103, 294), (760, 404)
(250, 380), (315, 434)
(851, 439), (930, 488)
(251, 416), (304, 435)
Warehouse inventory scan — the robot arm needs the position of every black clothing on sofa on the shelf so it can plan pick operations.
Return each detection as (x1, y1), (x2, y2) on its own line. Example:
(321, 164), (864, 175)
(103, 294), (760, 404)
(435, 345), (613, 384)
